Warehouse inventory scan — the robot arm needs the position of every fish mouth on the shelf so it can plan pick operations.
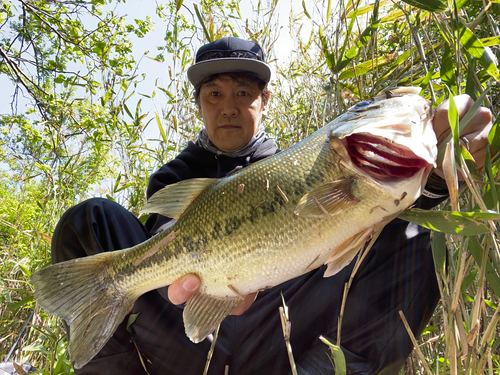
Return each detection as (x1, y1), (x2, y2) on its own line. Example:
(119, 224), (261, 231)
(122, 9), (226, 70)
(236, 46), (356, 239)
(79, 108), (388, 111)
(345, 133), (432, 180)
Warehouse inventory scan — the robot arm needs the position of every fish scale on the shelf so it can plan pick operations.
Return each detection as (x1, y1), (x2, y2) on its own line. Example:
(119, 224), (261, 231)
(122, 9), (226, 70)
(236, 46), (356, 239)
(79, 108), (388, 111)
(31, 87), (437, 369)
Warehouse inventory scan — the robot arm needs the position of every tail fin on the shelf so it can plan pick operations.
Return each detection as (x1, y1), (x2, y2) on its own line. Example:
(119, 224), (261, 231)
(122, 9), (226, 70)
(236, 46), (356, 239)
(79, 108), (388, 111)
(30, 252), (135, 369)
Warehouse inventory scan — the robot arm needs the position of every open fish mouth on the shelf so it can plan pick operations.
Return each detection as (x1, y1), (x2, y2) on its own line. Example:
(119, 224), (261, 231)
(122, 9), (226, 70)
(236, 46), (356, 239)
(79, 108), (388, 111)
(345, 133), (432, 180)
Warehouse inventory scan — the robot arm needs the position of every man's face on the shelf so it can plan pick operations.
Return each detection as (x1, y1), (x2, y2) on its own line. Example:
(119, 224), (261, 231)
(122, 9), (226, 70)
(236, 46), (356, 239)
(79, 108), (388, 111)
(197, 75), (267, 152)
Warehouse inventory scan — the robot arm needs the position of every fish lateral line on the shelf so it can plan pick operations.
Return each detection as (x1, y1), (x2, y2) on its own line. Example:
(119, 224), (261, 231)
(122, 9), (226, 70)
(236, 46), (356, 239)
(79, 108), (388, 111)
(133, 230), (181, 266)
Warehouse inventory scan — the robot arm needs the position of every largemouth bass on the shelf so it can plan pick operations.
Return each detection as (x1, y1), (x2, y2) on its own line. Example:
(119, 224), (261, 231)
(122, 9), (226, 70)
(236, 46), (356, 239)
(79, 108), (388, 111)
(31, 87), (437, 369)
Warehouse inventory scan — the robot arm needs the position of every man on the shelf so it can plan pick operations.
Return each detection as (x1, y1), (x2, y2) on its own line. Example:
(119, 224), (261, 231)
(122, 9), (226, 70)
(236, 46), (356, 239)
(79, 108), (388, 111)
(52, 37), (492, 374)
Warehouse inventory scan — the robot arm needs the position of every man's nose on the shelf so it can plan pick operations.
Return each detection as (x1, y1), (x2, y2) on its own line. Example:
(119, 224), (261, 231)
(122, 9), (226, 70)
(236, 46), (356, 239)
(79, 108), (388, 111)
(221, 97), (238, 117)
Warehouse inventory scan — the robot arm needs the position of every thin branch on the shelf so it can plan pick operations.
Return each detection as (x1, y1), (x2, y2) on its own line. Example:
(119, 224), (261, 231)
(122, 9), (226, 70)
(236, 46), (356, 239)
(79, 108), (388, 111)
(0, 46), (50, 107)
(18, 0), (86, 48)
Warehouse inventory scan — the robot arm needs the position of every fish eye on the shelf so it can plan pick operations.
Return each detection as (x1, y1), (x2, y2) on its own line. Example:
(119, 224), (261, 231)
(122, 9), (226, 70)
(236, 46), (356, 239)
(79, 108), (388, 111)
(351, 101), (372, 111)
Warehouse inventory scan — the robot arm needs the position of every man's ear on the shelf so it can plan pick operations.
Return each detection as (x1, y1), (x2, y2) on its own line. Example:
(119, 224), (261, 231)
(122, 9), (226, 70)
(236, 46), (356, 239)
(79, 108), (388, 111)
(261, 90), (271, 116)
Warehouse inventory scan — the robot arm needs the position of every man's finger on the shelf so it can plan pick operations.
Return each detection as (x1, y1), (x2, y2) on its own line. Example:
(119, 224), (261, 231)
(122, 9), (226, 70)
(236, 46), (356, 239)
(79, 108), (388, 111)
(168, 274), (201, 305)
(458, 107), (492, 146)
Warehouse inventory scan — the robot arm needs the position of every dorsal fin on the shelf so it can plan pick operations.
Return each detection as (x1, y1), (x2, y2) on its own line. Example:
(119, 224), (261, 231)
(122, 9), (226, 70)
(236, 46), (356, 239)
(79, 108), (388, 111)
(140, 178), (217, 219)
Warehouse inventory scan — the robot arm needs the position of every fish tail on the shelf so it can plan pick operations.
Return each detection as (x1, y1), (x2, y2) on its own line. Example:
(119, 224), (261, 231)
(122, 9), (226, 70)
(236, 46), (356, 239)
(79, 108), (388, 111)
(30, 251), (135, 369)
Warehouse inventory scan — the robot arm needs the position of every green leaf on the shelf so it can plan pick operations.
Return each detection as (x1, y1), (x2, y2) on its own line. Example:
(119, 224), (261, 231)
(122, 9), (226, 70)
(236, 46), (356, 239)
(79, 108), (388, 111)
(418, 64), (434, 91)
(123, 103), (133, 119)
(446, 90), (460, 164)
(339, 55), (394, 80)
(126, 312), (140, 332)
(376, 48), (414, 83)
(468, 237), (500, 297)
(18, 263), (31, 278)
(319, 336), (346, 375)
(337, 21), (380, 73)
(319, 27), (335, 72)
(398, 209), (499, 235)
(400, 0), (447, 12)
(23, 344), (49, 355)
(459, 23), (500, 81)
(462, 268), (477, 292)
(325, 0), (332, 23)
(194, 4), (211, 42)
(432, 230), (447, 276)
(478, 174), (500, 211)
(488, 115), (500, 160)
(436, 87), (491, 163)
(337, 7), (359, 71)
(455, 0), (470, 9)
(440, 43), (457, 95)
(421, 325), (439, 335)
(7, 295), (34, 312)
(54, 74), (65, 84)
(156, 112), (168, 144)
(115, 183), (135, 193)
(481, 36), (500, 47)
(138, 214), (149, 224)
(380, 8), (405, 22)
(112, 174), (121, 194)
(464, 55), (478, 99)
(302, 0), (311, 19)
(484, 145), (499, 212)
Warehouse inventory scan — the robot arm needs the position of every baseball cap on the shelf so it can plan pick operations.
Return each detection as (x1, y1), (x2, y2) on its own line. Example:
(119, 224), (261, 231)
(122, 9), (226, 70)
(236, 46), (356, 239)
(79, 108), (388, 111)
(187, 36), (271, 88)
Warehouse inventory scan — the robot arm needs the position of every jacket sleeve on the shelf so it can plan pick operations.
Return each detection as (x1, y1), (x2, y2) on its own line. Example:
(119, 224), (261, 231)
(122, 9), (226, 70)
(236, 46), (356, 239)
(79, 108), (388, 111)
(414, 171), (450, 209)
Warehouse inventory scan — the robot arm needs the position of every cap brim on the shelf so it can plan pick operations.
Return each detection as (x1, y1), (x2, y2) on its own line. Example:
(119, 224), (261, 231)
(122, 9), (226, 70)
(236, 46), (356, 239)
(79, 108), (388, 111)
(187, 58), (271, 87)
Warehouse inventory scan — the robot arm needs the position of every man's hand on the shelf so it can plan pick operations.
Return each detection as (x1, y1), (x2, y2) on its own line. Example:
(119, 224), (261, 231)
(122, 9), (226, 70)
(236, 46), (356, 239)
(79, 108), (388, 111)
(432, 94), (493, 179)
(168, 274), (258, 315)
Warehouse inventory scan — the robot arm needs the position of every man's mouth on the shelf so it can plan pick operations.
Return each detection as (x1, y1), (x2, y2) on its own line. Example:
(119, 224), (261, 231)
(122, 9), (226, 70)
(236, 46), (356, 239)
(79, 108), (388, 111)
(219, 124), (241, 129)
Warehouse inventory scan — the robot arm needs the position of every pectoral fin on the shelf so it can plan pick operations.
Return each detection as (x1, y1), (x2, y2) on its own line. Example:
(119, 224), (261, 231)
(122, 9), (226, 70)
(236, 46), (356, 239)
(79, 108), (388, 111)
(141, 178), (217, 219)
(294, 179), (359, 218)
(183, 291), (241, 343)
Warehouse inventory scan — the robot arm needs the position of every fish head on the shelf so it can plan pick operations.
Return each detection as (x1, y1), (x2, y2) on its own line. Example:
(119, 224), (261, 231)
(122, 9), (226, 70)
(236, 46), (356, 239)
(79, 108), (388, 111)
(329, 87), (437, 198)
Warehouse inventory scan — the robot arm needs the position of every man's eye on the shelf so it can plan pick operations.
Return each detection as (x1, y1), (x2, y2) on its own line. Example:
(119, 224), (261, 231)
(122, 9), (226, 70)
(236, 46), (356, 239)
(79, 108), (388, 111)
(210, 91), (220, 96)
(237, 91), (248, 96)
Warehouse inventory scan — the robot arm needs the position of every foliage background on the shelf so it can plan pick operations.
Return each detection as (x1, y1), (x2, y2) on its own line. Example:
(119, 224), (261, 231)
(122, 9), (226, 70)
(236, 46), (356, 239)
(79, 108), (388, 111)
(0, 0), (499, 373)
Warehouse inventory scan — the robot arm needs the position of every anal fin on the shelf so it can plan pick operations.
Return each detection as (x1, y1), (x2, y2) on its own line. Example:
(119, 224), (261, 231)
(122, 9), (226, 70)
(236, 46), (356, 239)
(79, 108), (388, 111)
(183, 291), (241, 343)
